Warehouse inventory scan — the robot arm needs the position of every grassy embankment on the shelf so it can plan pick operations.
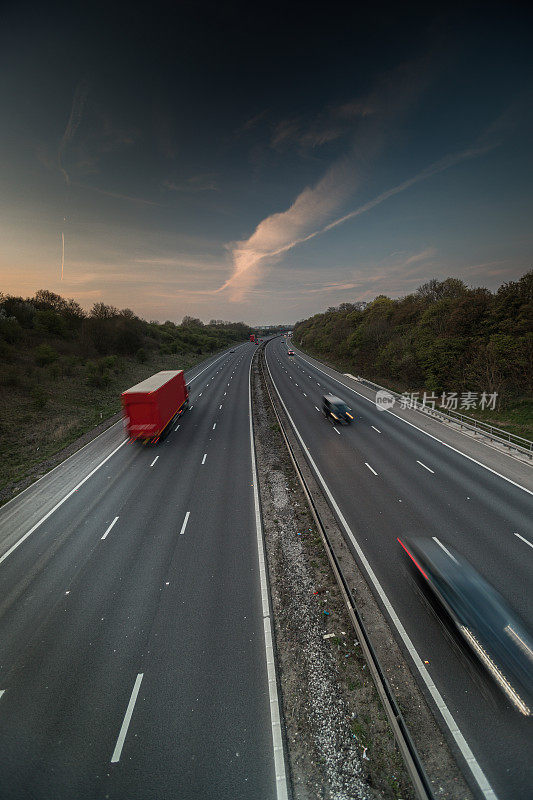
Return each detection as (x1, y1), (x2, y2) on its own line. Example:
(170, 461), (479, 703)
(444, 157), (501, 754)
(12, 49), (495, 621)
(293, 272), (533, 441)
(0, 290), (251, 496)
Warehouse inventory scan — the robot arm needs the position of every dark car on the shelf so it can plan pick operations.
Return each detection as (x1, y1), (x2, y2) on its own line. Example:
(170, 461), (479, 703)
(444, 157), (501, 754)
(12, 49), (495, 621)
(322, 394), (354, 424)
(287, 349), (294, 356)
(398, 536), (533, 716)
(230, 349), (235, 352)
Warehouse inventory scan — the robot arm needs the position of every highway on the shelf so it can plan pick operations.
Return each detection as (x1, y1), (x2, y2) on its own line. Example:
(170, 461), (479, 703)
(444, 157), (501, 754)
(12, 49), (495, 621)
(0, 344), (286, 800)
(265, 337), (533, 800)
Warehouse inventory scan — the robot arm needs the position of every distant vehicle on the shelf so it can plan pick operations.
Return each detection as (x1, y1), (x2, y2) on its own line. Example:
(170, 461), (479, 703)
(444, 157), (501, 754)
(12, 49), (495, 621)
(230, 348), (235, 352)
(322, 394), (353, 424)
(398, 537), (533, 716)
(121, 370), (188, 443)
(287, 349), (294, 356)
(249, 334), (255, 342)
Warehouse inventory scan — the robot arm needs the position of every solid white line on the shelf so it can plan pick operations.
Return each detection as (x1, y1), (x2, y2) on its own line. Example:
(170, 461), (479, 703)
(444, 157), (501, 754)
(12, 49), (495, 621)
(365, 462), (377, 475)
(202, 453), (207, 465)
(248, 360), (289, 800)
(101, 516), (119, 540)
(515, 532), (533, 549)
(0, 439), (128, 568)
(111, 673), (143, 763)
(371, 426), (381, 433)
(179, 511), (190, 536)
(150, 456), (159, 467)
(0, 418), (125, 513)
(291, 347), (531, 496)
(212, 423), (217, 430)
(416, 460), (434, 473)
(264, 346), (497, 800)
(432, 536), (458, 562)
(187, 350), (229, 384)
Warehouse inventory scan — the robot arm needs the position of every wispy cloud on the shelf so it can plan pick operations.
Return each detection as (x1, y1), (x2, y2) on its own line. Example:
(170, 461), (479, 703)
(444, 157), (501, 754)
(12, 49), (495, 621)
(162, 174), (218, 193)
(270, 99), (376, 153)
(58, 81), (89, 186)
(73, 183), (163, 206)
(403, 247), (437, 265)
(219, 135), (499, 301)
(215, 59), (438, 300)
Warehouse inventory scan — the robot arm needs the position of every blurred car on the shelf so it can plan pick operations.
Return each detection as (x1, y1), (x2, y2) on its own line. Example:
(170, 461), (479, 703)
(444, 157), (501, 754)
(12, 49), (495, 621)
(398, 536), (533, 716)
(230, 348), (235, 352)
(287, 349), (294, 356)
(322, 394), (354, 424)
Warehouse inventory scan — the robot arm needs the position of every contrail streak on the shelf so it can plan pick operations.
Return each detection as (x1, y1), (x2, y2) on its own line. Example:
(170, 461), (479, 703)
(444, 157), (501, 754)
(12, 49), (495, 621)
(58, 81), (88, 186)
(217, 140), (498, 295)
(58, 81), (88, 279)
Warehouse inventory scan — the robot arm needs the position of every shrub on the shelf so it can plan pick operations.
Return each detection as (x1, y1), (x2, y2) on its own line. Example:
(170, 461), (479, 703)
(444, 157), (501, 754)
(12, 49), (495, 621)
(31, 385), (48, 408)
(35, 343), (59, 366)
(136, 348), (147, 362)
(86, 361), (112, 388)
(49, 362), (61, 379)
(35, 309), (68, 338)
(0, 313), (22, 343)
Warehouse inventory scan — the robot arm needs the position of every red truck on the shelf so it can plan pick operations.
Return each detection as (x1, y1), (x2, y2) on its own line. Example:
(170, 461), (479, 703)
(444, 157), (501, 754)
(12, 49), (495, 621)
(121, 370), (189, 443)
(250, 334), (255, 342)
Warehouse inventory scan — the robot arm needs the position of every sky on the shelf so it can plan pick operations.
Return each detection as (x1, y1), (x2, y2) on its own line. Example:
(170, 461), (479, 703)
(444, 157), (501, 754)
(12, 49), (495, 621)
(1, 1), (532, 324)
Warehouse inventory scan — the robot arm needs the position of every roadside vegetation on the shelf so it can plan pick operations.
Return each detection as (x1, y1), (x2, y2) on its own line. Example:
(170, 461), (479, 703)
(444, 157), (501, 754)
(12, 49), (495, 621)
(0, 289), (251, 496)
(293, 271), (533, 440)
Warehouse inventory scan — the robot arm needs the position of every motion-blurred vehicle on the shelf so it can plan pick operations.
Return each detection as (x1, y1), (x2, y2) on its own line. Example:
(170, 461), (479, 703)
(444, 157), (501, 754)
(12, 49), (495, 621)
(322, 394), (353, 424)
(398, 536), (533, 716)
(121, 370), (189, 443)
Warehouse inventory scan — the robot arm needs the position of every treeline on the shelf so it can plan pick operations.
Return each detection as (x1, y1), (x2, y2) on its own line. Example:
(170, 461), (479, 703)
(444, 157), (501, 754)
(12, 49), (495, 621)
(0, 289), (251, 389)
(293, 272), (532, 403)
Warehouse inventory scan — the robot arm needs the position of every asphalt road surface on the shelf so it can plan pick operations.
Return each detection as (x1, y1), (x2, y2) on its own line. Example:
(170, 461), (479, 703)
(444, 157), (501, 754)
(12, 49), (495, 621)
(266, 337), (532, 800)
(0, 344), (284, 800)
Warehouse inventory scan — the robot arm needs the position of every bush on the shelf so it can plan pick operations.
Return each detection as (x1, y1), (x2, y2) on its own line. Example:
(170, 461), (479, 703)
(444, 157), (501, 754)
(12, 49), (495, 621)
(86, 361), (112, 388)
(35, 343), (59, 366)
(136, 348), (147, 362)
(49, 362), (61, 380)
(31, 385), (48, 408)
(0, 369), (19, 388)
(0, 313), (22, 343)
(35, 309), (68, 338)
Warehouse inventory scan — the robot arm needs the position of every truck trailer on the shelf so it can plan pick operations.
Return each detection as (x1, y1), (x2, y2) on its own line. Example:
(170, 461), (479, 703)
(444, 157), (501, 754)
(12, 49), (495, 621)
(121, 370), (189, 443)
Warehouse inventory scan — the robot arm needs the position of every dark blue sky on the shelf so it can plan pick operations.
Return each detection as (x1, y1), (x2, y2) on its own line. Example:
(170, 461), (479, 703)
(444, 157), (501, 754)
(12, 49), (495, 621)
(1, 1), (532, 323)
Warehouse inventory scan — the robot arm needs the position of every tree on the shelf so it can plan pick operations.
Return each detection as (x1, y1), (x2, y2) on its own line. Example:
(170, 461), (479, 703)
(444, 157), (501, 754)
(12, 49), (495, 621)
(182, 315), (204, 327)
(91, 302), (118, 319)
